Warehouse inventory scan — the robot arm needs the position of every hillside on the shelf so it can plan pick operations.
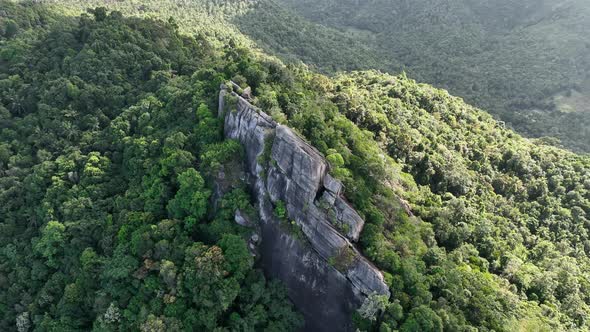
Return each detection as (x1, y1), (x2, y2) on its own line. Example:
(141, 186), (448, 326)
(35, 0), (388, 72)
(252, 67), (590, 330)
(36, 0), (590, 153)
(1, 2), (590, 331)
(0, 3), (303, 330)
(273, 0), (590, 152)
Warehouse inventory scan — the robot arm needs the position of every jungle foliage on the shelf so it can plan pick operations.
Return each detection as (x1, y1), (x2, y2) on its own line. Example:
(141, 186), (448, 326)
(271, 0), (590, 153)
(2, 2), (590, 332)
(39, 0), (590, 152)
(250, 63), (590, 331)
(0, 3), (302, 330)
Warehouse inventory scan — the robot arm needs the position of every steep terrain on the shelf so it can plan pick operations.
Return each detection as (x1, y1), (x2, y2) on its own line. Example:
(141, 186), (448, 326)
(2, 2), (590, 332)
(36, 0), (590, 152)
(220, 85), (389, 330)
(250, 66), (590, 330)
(0, 4), (304, 330)
(273, 0), (590, 152)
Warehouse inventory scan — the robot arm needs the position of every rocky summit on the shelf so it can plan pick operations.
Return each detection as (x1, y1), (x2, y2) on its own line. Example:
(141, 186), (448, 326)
(220, 84), (389, 331)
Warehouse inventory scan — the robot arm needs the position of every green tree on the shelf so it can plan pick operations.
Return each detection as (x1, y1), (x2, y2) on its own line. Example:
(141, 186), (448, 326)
(400, 306), (443, 332)
(218, 234), (253, 280)
(167, 168), (210, 226)
(34, 221), (66, 268)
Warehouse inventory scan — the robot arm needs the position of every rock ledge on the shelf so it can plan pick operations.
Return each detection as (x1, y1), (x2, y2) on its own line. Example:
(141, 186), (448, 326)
(220, 84), (389, 331)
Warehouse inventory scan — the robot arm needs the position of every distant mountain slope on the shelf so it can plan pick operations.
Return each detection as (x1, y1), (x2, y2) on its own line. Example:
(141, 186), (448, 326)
(269, 0), (590, 152)
(229, 0), (389, 72)
(36, 0), (387, 72)
(35, 0), (590, 152)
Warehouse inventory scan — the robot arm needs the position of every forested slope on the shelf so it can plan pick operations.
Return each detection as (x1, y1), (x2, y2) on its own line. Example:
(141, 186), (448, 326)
(38, 0), (387, 73)
(0, 3), (302, 330)
(1, 2), (590, 332)
(249, 67), (590, 331)
(274, 0), (590, 152)
(38, 0), (590, 152)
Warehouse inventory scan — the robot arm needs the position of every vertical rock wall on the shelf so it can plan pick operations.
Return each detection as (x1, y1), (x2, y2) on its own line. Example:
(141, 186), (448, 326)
(220, 85), (389, 331)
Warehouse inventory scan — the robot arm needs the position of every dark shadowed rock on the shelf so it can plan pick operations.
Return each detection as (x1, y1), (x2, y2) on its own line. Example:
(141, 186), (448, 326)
(234, 209), (252, 227)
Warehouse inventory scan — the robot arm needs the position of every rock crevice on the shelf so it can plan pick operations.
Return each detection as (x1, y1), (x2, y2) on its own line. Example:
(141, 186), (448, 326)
(220, 84), (389, 331)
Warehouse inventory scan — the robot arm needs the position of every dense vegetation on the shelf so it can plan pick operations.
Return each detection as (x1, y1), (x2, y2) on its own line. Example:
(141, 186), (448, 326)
(0, 3), (302, 330)
(247, 61), (590, 331)
(270, 0), (590, 153)
(2, 1), (590, 332)
(39, 0), (590, 152)
(250, 65), (590, 330)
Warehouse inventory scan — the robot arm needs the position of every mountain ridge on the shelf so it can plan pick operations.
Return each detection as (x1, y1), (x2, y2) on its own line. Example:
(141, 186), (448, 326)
(34, 0), (590, 152)
(1, 2), (589, 331)
(220, 84), (389, 330)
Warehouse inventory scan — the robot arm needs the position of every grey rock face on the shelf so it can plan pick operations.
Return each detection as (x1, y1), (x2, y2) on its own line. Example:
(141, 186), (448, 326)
(324, 174), (342, 196)
(333, 197), (365, 242)
(234, 209), (252, 227)
(242, 86), (253, 100)
(67, 171), (79, 183)
(320, 191), (337, 205)
(220, 84), (389, 332)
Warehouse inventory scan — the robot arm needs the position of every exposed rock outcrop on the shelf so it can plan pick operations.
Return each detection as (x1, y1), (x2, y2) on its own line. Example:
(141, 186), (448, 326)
(219, 84), (389, 331)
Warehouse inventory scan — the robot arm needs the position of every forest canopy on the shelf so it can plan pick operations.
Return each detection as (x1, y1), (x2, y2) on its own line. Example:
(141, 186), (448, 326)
(39, 0), (590, 153)
(1, 1), (590, 332)
(0, 3), (302, 330)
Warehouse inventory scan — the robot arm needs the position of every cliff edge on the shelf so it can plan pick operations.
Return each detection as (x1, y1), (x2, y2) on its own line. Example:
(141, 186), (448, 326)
(219, 84), (390, 331)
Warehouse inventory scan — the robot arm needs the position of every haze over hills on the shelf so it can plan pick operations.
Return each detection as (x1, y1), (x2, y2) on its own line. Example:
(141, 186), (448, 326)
(1, 1), (590, 331)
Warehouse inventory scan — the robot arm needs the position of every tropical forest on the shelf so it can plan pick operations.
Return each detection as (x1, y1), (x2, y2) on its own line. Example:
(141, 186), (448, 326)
(0, 1), (589, 331)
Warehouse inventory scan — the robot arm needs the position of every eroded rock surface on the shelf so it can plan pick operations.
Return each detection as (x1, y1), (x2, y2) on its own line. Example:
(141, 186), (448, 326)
(220, 84), (389, 331)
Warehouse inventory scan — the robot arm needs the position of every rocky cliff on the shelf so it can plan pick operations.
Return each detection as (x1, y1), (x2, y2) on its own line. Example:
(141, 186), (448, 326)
(218, 84), (390, 331)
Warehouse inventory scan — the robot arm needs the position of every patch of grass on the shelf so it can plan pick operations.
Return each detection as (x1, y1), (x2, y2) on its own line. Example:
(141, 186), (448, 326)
(329, 246), (355, 272)
(257, 133), (275, 166)
(274, 200), (287, 221)
(224, 93), (238, 113)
